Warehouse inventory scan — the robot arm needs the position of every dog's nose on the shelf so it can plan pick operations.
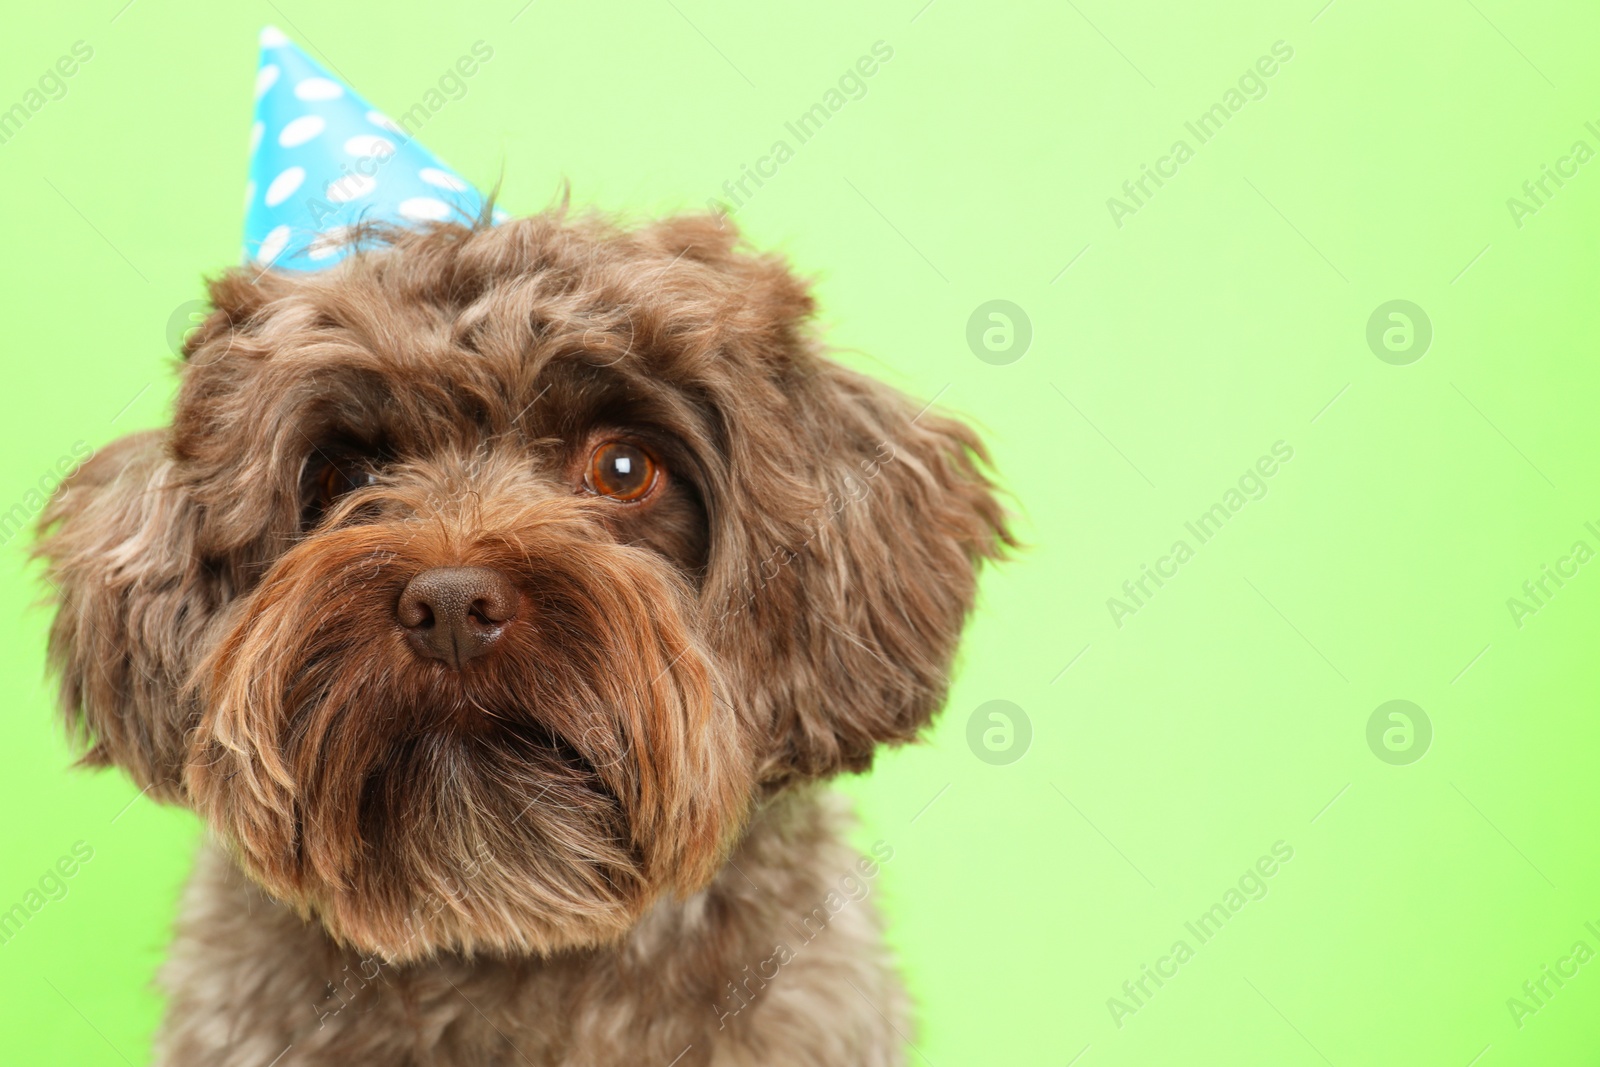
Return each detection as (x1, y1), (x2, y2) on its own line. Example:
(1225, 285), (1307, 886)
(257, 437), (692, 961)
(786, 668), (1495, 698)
(396, 566), (519, 669)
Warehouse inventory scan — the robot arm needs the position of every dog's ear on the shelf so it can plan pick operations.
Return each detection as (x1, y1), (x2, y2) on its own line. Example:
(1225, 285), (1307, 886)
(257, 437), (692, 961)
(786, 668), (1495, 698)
(34, 430), (210, 799)
(180, 269), (292, 361)
(649, 214), (1013, 778)
(721, 361), (1013, 781)
(639, 214), (815, 347)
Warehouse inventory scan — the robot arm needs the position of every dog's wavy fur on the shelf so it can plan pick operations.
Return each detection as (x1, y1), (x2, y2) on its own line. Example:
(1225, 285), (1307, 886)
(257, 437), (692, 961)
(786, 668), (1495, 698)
(36, 206), (1010, 1065)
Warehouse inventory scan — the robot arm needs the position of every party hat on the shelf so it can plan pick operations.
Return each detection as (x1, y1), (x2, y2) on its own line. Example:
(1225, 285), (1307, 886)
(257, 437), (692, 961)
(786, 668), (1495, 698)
(244, 26), (504, 270)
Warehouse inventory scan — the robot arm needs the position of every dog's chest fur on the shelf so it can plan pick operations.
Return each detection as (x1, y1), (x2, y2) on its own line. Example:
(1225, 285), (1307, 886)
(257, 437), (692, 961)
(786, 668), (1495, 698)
(153, 790), (909, 1066)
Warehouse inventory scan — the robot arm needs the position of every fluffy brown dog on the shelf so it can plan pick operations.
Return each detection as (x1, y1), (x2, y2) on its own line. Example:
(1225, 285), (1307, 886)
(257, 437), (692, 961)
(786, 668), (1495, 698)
(37, 207), (1009, 1065)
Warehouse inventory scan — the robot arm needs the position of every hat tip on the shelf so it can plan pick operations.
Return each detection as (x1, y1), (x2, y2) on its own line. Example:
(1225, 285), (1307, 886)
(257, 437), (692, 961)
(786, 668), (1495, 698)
(259, 25), (290, 48)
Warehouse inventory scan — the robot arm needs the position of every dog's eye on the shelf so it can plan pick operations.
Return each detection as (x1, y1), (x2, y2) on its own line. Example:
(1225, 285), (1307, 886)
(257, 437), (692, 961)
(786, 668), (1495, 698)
(585, 441), (659, 502)
(310, 456), (379, 510)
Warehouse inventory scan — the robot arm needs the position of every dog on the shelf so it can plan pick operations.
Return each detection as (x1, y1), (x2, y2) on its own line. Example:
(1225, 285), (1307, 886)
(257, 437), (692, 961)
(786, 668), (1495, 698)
(37, 207), (1010, 1065)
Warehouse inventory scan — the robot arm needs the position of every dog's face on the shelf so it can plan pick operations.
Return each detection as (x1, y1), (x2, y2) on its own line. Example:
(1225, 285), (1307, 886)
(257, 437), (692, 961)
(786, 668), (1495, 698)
(38, 211), (1008, 961)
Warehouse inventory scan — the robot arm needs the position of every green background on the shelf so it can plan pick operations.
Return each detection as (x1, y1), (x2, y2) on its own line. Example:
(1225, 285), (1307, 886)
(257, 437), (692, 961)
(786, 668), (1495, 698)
(3, 0), (1599, 1062)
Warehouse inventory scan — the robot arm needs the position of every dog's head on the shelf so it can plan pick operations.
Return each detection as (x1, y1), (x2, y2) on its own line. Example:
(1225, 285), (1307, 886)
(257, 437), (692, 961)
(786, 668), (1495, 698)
(37, 210), (1009, 961)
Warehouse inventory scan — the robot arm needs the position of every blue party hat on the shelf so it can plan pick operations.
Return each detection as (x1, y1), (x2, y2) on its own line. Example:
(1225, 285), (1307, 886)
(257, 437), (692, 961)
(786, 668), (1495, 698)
(244, 26), (504, 271)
